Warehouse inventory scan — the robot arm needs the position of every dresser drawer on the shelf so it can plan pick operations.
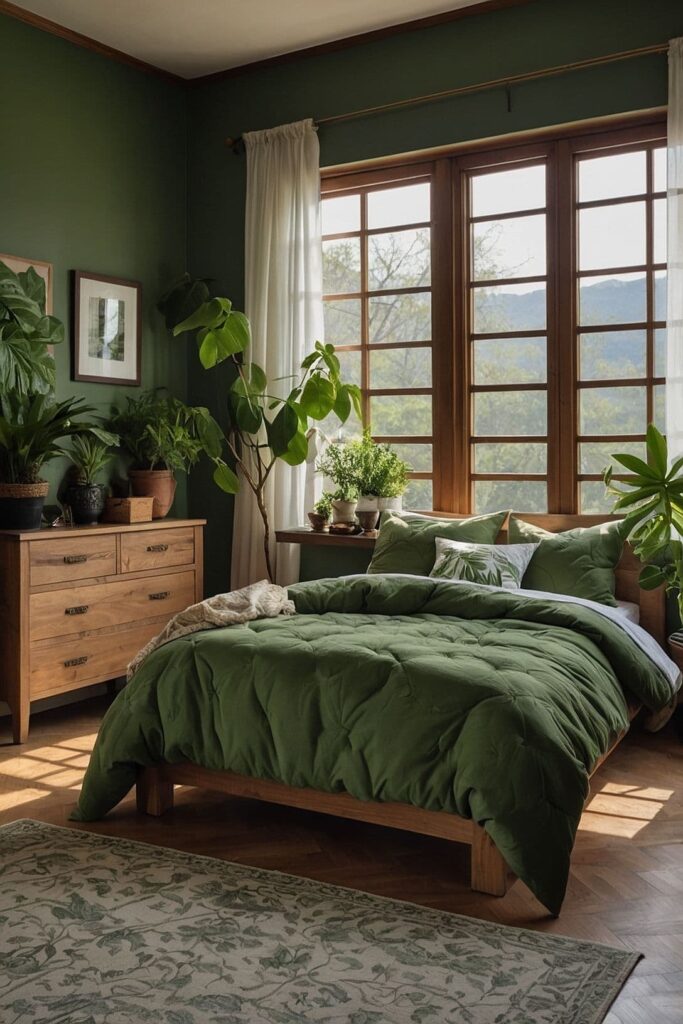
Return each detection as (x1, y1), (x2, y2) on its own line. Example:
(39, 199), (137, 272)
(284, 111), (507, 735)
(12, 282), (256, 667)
(30, 620), (164, 698)
(121, 527), (195, 573)
(30, 569), (196, 641)
(30, 534), (117, 586)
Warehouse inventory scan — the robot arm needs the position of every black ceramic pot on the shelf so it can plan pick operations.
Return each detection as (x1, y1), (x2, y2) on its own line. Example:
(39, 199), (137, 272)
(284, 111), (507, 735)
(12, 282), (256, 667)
(65, 483), (106, 525)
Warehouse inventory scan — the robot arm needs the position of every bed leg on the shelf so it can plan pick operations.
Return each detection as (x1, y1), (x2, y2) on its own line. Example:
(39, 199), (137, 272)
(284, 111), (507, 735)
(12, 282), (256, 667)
(471, 824), (510, 896)
(136, 766), (174, 816)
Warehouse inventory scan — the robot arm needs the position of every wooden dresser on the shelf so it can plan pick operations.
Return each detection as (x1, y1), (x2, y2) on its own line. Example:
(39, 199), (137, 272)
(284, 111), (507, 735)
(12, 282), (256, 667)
(0, 518), (205, 743)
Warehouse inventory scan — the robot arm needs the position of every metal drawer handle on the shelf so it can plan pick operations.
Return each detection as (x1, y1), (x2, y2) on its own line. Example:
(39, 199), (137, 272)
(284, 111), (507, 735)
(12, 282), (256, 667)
(149, 591), (170, 601)
(147, 543), (168, 552)
(64, 656), (88, 668)
(65, 605), (89, 616)
(64, 554), (88, 564)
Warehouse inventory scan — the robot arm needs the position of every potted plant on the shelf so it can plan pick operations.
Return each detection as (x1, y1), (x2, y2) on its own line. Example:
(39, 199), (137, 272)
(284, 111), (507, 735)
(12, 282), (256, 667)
(308, 491), (333, 532)
(0, 394), (112, 530)
(0, 260), (62, 395)
(605, 423), (683, 663)
(317, 443), (362, 523)
(108, 389), (221, 519)
(63, 433), (118, 525)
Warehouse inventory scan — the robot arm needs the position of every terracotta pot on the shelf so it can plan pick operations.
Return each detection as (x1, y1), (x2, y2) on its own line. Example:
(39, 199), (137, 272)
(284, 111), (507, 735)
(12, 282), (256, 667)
(307, 512), (329, 533)
(129, 469), (177, 519)
(0, 480), (49, 531)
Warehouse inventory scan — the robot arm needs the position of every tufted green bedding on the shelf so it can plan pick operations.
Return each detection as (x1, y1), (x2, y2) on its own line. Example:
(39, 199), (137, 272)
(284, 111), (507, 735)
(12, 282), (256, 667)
(74, 575), (675, 915)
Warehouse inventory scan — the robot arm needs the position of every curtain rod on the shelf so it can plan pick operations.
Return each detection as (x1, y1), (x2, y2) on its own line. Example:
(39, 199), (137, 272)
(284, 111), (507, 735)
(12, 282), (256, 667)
(225, 41), (669, 151)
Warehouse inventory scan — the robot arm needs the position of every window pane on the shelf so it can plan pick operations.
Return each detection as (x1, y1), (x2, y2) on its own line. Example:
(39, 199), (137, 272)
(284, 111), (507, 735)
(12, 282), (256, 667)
(580, 481), (619, 514)
(473, 480), (547, 514)
(369, 292), (431, 343)
(471, 165), (545, 217)
(579, 202), (646, 270)
(472, 215), (546, 280)
(368, 228), (430, 290)
(579, 330), (646, 380)
(388, 443), (432, 472)
(323, 238), (360, 294)
(370, 395), (431, 436)
(473, 337), (546, 385)
(319, 408), (363, 444)
(370, 347), (431, 389)
(578, 151), (646, 202)
(653, 148), (667, 193)
(474, 443), (546, 473)
(367, 182), (430, 229)
(654, 384), (665, 431)
(335, 349), (361, 384)
(404, 478), (432, 510)
(473, 283), (546, 333)
(322, 194), (360, 235)
(655, 270), (666, 322)
(580, 441), (645, 475)
(579, 386), (646, 435)
(653, 198), (666, 265)
(655, 328), (666, 377)
(324, 298), (361, 344)
(578, 273), (646, 326)
(474, 390), (547, 436)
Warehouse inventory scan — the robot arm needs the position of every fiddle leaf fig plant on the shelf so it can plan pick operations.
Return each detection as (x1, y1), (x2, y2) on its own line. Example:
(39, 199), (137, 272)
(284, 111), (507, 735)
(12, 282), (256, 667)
(605, 423), (683, 622)
(164, 279), (363, 581)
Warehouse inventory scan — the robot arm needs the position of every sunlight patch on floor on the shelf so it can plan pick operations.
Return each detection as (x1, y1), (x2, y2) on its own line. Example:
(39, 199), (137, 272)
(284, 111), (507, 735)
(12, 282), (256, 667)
(578, 782), (674, 838)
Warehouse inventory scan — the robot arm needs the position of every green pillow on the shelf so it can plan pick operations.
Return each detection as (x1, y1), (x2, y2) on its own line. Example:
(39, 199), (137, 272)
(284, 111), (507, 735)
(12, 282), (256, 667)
(508, 516), (625, 606)
(368, 510), (508, 576)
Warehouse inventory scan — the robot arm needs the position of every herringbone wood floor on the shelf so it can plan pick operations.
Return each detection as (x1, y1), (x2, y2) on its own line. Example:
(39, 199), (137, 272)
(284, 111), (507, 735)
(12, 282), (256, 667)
(1, 695), (682, 1022)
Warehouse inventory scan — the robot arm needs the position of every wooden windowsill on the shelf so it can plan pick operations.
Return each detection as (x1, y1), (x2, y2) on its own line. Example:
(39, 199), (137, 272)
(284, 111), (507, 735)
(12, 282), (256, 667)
(275, 527), (377, 549)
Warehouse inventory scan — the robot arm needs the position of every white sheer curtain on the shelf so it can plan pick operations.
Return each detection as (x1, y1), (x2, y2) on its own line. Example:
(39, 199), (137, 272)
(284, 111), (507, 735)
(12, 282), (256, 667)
(231, 119), (323, 589)
(667, 38), (683, 461)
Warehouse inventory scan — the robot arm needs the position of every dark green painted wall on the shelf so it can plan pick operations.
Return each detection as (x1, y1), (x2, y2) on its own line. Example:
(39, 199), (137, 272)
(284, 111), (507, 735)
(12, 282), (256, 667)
(0, 14), (189, 513)
(186, 0), (683, 595)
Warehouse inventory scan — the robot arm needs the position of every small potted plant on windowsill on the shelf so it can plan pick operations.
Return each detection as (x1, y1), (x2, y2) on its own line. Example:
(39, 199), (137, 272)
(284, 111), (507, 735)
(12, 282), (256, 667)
(308, 491), (333, 532)
(605, 424), (683, 666)
(108, 389), (221, 519)
(63, 433), (118, 525)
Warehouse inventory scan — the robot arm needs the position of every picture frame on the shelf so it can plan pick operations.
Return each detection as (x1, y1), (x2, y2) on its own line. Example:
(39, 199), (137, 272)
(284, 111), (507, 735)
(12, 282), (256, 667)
(0, 253), (53, 313)
(72, 270), (141, 386)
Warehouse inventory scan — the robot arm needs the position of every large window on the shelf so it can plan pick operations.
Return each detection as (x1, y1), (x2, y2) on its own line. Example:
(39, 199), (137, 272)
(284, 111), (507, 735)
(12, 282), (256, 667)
(321, 118), (666, 514)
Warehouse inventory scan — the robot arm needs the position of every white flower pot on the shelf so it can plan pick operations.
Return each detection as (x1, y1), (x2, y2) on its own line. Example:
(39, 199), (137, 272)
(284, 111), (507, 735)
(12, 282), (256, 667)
(331, 499), (358, 524)
(378, 496), (403, 512)
(356, 494), (379, 512)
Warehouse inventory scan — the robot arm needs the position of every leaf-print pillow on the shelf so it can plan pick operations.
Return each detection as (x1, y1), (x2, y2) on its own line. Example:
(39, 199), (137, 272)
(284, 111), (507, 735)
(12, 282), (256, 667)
(430, 538), (538, 589)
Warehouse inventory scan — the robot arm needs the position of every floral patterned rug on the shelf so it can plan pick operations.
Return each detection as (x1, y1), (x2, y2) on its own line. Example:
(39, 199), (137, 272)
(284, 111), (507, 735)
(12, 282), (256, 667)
(0, 819), (638, 1024)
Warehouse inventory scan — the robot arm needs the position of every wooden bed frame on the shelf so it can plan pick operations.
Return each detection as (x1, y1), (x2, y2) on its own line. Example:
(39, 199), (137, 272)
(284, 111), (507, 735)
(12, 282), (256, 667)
(136, 513), (666, 902)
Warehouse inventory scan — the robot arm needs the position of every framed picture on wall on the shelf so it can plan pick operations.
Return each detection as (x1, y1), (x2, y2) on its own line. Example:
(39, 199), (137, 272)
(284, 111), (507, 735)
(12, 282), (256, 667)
(72, 271), (141, 385)
(0, 253), (53, 313)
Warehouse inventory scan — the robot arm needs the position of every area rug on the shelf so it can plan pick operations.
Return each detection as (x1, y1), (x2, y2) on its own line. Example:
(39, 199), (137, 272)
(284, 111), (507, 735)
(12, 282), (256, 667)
(0, 820), (638, 1024)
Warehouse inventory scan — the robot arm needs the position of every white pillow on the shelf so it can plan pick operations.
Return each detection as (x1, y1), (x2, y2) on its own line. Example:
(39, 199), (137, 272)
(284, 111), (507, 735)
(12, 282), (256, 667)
(430, 538), (538, 590)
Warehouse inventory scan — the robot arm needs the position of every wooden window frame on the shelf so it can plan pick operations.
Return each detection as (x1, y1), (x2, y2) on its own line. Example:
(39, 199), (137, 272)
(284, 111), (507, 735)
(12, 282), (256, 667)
(321, 114), (667, 515)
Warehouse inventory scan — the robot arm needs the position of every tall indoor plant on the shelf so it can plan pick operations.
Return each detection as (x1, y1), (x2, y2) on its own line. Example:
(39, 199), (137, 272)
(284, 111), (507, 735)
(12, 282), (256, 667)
(160, 278), (362, 581)
(108, 389), (222, 518)
(0, 394), (115, 530)
(605, 424), (683, 649)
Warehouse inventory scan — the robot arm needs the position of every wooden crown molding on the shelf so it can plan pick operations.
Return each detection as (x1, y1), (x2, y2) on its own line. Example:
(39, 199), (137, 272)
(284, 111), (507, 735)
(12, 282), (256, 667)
(0, 0), (183, 83)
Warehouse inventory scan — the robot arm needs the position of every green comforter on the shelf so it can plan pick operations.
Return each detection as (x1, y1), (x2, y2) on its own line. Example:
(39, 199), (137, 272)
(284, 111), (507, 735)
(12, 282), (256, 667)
(73, 575), (673, 915)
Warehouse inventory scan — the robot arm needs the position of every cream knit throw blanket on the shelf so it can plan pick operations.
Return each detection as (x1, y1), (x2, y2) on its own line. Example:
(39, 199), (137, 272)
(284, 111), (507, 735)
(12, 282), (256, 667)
(127, 580), (295, 680)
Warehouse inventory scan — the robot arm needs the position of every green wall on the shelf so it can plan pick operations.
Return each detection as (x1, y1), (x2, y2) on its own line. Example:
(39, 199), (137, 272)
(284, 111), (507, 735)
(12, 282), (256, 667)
(0, 14), (189, 513)
(186, 0), (683, 595)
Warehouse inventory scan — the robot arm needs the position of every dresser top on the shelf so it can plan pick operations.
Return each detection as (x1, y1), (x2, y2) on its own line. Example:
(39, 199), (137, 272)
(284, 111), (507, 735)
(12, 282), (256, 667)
(0, 518), (206, 541)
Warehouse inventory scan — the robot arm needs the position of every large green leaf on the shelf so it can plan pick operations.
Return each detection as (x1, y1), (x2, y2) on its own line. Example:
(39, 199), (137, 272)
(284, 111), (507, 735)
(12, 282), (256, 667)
(266, 402), (299, 456)
(299, 373), (335, 420)
(172, 297), (232, 335)
(279, 426), (309, 466)
(639, 564), (668, 590)
(213, 462), (240, 494)
(646, 423), (668, 477)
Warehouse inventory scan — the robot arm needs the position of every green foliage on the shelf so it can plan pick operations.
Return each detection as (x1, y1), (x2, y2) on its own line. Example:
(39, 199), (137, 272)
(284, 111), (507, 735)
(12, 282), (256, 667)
(318, 430), (409, 498)
(108, 389), (223, 474)
(0, 394), (111, 484)
(605, 424), (683, 621)
(65, 433), (119, 485)
(313, 492), (333, 518)
(0, 260), (63, 396)
(157, 273), (212, 331)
